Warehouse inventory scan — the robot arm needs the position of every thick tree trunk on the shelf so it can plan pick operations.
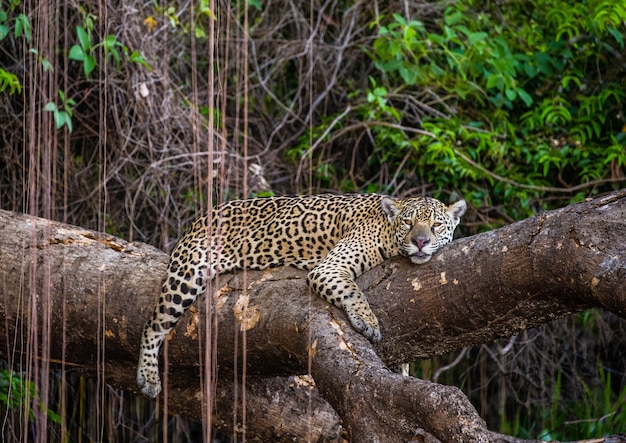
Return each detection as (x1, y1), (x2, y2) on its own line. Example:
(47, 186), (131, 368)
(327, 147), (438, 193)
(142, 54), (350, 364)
(0, 189), (625, 442)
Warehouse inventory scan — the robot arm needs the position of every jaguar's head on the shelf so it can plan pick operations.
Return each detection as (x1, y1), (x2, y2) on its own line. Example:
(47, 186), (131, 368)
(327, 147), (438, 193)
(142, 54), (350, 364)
(382, 196), (466, 264)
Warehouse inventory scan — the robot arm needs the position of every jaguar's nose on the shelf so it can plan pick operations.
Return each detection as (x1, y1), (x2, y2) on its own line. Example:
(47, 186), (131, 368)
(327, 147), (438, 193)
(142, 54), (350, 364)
(412, 235), (430, 250)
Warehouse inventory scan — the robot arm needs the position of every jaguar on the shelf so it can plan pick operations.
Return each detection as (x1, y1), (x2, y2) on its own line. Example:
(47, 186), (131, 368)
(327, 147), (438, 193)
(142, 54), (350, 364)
(137, 193), (466, 397)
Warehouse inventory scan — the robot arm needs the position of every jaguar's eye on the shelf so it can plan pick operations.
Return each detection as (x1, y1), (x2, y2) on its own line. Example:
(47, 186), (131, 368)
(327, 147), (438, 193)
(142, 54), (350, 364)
(432, 222), (442, 228)
(403, 218), (413, 226)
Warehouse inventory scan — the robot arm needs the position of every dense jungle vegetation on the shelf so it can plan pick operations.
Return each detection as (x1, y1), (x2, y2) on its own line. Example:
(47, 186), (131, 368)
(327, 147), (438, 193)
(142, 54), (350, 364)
(0, 0), (625, 441)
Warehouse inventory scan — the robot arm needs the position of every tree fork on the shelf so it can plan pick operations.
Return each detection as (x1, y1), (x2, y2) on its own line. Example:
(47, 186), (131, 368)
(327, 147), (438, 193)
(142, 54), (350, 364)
(0, 189), (625, 442)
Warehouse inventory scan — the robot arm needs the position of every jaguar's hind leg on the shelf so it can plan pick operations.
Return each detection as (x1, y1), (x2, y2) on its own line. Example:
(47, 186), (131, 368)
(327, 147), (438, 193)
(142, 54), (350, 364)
(136, 229), (213, 398)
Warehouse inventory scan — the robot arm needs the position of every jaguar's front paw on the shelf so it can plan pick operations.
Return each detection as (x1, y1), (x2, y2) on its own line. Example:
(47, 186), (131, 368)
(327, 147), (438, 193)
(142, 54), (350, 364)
(347, 310), (382, 342)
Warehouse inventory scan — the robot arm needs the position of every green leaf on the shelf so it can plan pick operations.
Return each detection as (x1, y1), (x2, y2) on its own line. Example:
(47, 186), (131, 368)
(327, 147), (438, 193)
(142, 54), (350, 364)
(516, 88), (533, 106)
(486, 73), (501, 89)
(195, 27), (206, 39)
(468, 31), (488, 45)
(0, 24), (9, 41)
(44, 102), (57, 112)
(534, 52), (554, 75)
(53, 110), (65, 129)
(429, 61), (446, 78)
(76, 26), (91, 51)
(248, 0), (262, 11)
(103, 34), (118, 47)
(0, 68), (22, 94)
(15, 13), (31, 42)
(38, 402), (62, 424)
(41, 58), (53, 72)
(84, 55), (96, 76)
(102, 34), (122, 64)
(129, 51), (152, 70)
(109, 46), (121, 64)
(392, 13), (407, 26)
(444, 9), (463, 26)
(399, 65), (416, 85)
(523, 63), (537, 78)
(505, 88), (517, 101)
(372, 86), (387, 97)
(68, 45), (85, 61)
(607, 27), (624, 48)
(64, 114), (73, 132)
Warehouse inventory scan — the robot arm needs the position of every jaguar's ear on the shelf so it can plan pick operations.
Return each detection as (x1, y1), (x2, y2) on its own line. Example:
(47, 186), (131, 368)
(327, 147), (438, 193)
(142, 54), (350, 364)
(447, 199), (467, 227)
(381, 197), (400, 223)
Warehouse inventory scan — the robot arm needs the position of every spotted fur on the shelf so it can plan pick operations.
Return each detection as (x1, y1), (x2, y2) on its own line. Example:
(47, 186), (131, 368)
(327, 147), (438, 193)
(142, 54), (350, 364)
(137, 193), (466, 397)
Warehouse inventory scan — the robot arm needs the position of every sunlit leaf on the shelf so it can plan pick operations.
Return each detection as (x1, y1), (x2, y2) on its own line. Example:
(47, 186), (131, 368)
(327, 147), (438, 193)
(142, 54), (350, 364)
(68, 45), (85, 61)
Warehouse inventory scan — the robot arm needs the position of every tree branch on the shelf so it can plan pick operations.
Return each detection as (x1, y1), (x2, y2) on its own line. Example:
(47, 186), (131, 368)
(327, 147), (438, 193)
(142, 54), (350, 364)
(0, 189), (625, 442)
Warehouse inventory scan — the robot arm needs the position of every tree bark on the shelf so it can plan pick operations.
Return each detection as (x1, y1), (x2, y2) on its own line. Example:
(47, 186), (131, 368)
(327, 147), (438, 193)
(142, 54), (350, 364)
(0, 189), (625, 442)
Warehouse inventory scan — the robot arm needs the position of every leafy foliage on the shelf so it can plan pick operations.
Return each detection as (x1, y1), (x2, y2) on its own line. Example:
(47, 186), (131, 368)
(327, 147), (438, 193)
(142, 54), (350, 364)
(68, 26), (97, 76)
(68, 24), (151, 78)
(0, 369), (61, 424)
(45, 90), (76, 132)
(0, 67), (20, 93)
(0, 0), (30, 94)
(532, 366), (626, 440)
(293, 0), (626, 228)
